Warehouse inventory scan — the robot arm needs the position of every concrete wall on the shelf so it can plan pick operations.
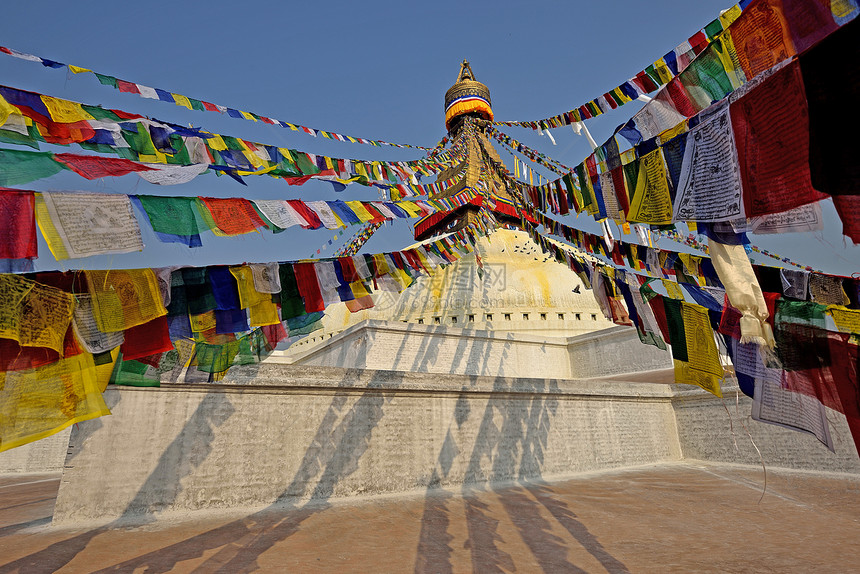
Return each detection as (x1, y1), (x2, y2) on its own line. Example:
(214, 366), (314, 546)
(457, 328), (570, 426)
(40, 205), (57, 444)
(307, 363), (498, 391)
(53, 366), (682, 524)
(0, 427), (70, 474)
(51, 363), (859, 525)
(673, 384), (860, 474)
(567, 327), (673, 378)
(287, 320), (672, 380)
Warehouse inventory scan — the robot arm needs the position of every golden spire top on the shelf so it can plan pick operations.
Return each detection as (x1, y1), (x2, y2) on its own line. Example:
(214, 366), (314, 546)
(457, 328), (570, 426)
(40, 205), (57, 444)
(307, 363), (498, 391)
(444, 60), (493, 131)
(457, 60), (476, 82)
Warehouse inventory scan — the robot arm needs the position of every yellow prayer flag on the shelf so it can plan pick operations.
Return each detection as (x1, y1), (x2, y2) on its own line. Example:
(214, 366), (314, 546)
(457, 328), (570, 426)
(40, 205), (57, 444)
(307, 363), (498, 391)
(229, 266), (269, 309)
(673, 359), (722, 397)
(372, 254), (389, 275)
(243, 150), (266, 169)
(662, 279), (685, 300)
(68, 65), (92, 74)
(240, 111), (257, 122)
(85, 269), (167, 333)
(172, 94), (193, 110)
(827, 306), (860, 334)
(831, 0), (858, 17)
(678, 253), (699, 279)
(719, 5), (742, 28)
(0, 350), (115, 453)
(628, 150), (673, 225)
(190, 311), (217, 333)
(658, 121), (687, 144)
(236, 165), (278, 177)
(0, 274), (74, 353)
(349, 281), (371, 299)
(0, 93), (16, 126)
(652, 59), (674, 84)
(345, 201), (376, 223)
(397, 202), (424, 218)
(207, 134), (228, 151)
(713, 32), (747, 90)
(40, 95), (95, 123)
(613, 87), (632, 103)
(137, 151), (169, 164)
(672, 303), (724, 397)
(33, 193), (72, 261)
(248, 300), (281, 327)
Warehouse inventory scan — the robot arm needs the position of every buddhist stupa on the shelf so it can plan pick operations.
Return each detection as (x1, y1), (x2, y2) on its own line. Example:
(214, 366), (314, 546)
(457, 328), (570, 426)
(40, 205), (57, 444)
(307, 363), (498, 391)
(285, 62), (612, 354)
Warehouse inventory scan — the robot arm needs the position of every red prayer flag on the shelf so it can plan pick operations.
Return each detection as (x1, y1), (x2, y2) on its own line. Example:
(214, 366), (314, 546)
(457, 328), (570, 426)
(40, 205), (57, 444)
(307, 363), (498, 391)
(688, 31), (709, 55)
(294, 263), (325, 313)
(116, 80), (141, 94)
(730, 61), (826, 217)
(665, 78), (698, 117)
(32, 119), (95, 145)
(52, 153), (155, 179)
(261, 322), (288, 348)
(647, 294), (672, 344)
(829, 333), (860, 457)
(109, 109), (144, 120)
(0, 188), (37, 259)
(781, 0), (839, 54)
(121, 316), (173, 361)
(286, 199), (323, 229)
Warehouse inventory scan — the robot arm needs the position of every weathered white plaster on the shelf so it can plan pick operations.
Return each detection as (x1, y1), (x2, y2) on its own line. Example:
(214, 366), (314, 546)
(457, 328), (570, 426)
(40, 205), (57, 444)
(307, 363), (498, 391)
(0, 427), (70, 474)
(285, 321), (672, 380)
(51, 365), (859, 526)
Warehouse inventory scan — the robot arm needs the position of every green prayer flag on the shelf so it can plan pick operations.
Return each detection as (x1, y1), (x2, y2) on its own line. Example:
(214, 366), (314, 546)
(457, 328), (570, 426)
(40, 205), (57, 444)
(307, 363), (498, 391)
(0, 148), (67, 186)
(121, 122), (159, 157)
(136, 195), (210, 236)
(622, 159), (640, 202)
(293, 151), (320, 175)
(679, 45), (734, 109)
(192, 339), (241, 374)
(279, 264), (306, 319)
(95, 73), (118, 88)
(704, 19), (723, 41)
(81, 105), (126, 122)
(110, 358), (161, 387)
(663, 297), (688, 362)
(0, 126), (41, 149)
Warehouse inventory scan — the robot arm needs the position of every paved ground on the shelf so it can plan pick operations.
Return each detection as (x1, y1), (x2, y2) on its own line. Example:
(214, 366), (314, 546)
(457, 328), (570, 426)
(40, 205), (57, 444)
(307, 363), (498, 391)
(0, 463), (858, 573)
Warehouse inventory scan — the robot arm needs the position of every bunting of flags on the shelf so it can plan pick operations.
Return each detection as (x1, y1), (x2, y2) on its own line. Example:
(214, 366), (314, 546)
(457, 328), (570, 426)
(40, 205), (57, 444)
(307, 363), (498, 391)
(0, 187), (491, 266)
(0, 45), (438, 151)
(334, 221), (385, 257)
(654, 228), (820, 272)
(494, 3), (746, 130)
(476, 7), (859, 246)
(485, 125), (572, 174)
(0, 85), (464, 190)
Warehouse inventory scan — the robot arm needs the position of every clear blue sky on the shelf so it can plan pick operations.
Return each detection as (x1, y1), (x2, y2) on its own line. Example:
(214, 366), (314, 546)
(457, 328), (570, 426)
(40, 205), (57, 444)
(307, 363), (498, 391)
(1, 0), (856, 275)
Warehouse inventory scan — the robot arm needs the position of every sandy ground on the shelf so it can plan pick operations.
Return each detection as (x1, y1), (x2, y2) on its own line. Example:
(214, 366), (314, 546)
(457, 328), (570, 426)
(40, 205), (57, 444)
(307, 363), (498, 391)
(0, 462), (858, 573)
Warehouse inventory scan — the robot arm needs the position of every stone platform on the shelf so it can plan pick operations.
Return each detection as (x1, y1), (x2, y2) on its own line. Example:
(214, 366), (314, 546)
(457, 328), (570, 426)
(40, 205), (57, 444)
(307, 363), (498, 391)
(2, 463), (859, 573)
(48, 362), (859, 526)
